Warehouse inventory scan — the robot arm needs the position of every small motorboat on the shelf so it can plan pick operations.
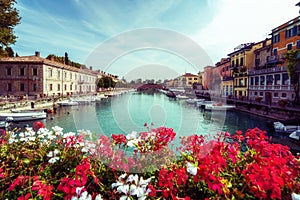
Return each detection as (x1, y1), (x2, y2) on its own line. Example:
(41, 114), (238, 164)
(289, 129), (300, 141)
(166, 91), (176, 98)
(273, 121), (300, 135)
(0, 112), (47, 122)
(57, 98), (79, 106)
(205, 102), (236, 111)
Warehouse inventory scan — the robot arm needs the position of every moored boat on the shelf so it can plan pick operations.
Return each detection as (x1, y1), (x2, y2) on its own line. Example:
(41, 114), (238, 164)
(0, 112), (47, 122)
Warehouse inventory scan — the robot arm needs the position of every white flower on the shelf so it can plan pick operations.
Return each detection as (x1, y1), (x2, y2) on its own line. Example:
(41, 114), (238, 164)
(76, 186), (85, 196)
(48, 157), (59, 163)
(186, 162), (197, 176)
(126, 131), (137, 140)
(53, 149), (60, 155)
(292, 192), (300, 200)
(95, 194), (103, 200)
(117, 184), (129, 194)
(127, 174), (138, 184)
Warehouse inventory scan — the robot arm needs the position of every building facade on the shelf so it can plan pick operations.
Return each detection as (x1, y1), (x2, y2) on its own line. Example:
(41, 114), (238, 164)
(0, 52), (98, 98)
(215, 58), (233, 97)
(228, 43), (254, 99)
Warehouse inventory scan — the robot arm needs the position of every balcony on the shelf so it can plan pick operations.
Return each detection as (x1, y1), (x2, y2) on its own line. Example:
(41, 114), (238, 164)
(248, 66), (287, 75)
(222, 76), (234, 81)
(249, 85), (291, 91)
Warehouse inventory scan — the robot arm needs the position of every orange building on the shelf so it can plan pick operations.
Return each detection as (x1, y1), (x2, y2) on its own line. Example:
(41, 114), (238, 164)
(271, 16), (300, 61)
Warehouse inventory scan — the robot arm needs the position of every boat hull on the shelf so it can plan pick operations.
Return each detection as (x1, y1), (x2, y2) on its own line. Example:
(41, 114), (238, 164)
(0, 112), (47, 122)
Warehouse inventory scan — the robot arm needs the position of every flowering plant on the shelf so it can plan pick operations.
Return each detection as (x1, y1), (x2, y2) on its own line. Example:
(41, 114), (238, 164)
(0, 123), (299, 199)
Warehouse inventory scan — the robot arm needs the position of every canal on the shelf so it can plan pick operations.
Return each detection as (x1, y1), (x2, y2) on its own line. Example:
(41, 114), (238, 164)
(10, 92), (299, 153)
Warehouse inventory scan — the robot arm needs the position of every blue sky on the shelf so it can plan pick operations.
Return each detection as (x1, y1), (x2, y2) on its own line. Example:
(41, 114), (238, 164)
(13, 0), (300, 81)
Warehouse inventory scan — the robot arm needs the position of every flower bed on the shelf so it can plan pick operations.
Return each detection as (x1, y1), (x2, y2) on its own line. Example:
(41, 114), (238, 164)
(0, 124), (299, 199)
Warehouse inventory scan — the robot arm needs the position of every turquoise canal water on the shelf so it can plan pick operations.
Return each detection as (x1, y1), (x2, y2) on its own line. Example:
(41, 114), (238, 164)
(12, 91), (300, 154)
(40, 92), (270, 139)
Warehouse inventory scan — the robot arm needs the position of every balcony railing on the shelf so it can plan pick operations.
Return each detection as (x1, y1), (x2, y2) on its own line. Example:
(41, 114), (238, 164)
(248, 66), (287, 75)
(249, 85), (291, 90)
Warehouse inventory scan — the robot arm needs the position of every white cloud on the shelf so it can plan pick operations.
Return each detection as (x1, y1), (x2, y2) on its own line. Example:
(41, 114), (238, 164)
(192, 0), (300, 64)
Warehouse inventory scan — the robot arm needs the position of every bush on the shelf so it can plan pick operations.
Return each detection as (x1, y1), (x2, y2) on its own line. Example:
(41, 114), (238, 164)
(0, 125), (299, 199)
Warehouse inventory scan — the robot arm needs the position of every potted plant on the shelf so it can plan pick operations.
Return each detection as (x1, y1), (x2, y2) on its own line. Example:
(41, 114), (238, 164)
(255, 96), (263, 103)
(277, 99), (288, 108)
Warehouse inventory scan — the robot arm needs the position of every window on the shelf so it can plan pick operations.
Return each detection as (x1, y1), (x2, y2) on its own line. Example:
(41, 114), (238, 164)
(49, 68), (53, 78)
(20, 83), (25, 91)
(50, 84), (53, 91)
(260, 76), (265, 85)
(57, 70), (60, 78)
(33, 68), (38, 76)
(274, 93), (278, 97)
(287, 43), (293, 50)
(266, 75), (273, 85)
(255, 77), (259, 85)
(239, 79), (244, 86)
(274, 74), (280, 85)
(34, 83), (37, 91)
(297, 40), (300, 49)
(58, 84), (60, 91)
(231, 60), (234, 67)
(273, 48), (278, 56)
(273, 34), (280, 43)
(70, 85), (72, 90)
(194, 77), (197, 80)
(64, 84), (67, 90)
(7, 68), (11, 76)
(240, 57), (244, 66)
(20, 68), (25, 76)
(250, 77), (254, 85)
(285, 27), (297, 38)
(260, 92), (263, 96)
(235, 59), (239, 67)
(7, 83), (12, 92)
(282, 73), (289, 85)
(254, 92), (258, 95)
(188, 77), (192, 80)
(282, 93), (287, 98)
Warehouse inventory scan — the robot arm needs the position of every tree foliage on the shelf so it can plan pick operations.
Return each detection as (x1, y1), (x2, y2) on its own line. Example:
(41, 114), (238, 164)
(46, 54), (86, 69)
(0, 0), (21, 48)
(284, 49), (300, 104)
(96, 76), (116, 89)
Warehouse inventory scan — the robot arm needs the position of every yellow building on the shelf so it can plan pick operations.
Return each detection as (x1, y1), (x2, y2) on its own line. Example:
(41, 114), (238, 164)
(228, 43), (255, 99)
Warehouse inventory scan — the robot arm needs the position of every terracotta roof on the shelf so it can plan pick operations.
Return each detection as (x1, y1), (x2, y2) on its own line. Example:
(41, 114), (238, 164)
(0, 56), (96, 75)
(182, 73), (197, 77)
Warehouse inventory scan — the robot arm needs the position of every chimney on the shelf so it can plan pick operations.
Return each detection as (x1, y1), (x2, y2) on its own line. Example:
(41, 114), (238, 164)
(90, 66), (93, 70)
(35, 51), (40, 57)
(50, 55), (54, 61)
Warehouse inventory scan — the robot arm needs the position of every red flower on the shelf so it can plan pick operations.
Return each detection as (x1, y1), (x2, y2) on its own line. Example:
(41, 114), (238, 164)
(111, 134), (127, 146)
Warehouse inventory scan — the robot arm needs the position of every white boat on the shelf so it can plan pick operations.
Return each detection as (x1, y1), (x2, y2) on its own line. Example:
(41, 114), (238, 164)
(95, 94), (108, 101)
(205, 103), (236, 111)
(0, 121), (7, 128)
(0, 112), (47, 122)
(273, 121), (299, 134)
(289, 130), (300, 141)
(176, 94), (189, 100)
(57, 98), (79, 106)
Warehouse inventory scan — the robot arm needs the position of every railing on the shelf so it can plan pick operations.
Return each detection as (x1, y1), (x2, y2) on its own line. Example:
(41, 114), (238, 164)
(248, 66), (287, 75)
(249, 85), (291, 90)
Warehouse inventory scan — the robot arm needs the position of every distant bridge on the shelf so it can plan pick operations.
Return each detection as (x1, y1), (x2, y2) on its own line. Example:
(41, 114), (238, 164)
(136, 84), (166, 91)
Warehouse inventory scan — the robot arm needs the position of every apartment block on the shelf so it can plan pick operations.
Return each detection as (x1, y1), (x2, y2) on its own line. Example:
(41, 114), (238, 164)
(0, 52), (98, 98)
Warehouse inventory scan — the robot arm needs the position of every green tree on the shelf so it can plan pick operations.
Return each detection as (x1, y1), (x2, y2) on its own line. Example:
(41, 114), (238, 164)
(5, 46), (14, 57)
(96, 76), (116, 89)
(284, 49), (300, 104)
(0, 0), (21, 48)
